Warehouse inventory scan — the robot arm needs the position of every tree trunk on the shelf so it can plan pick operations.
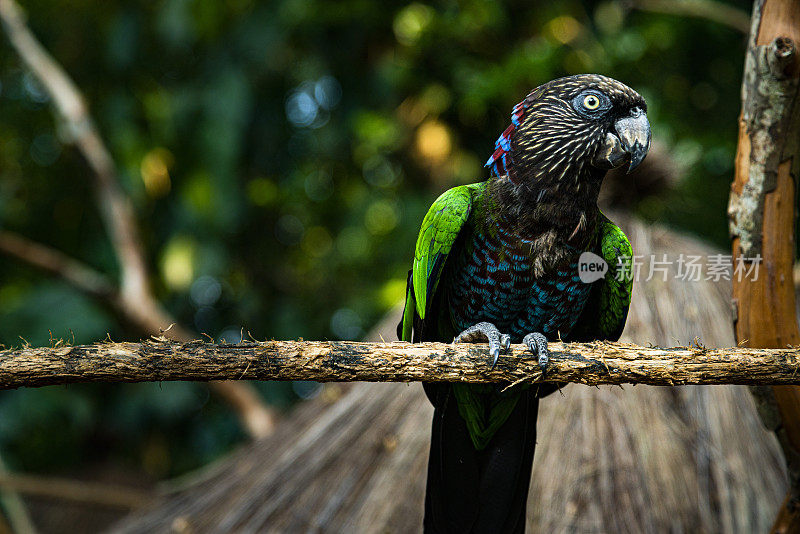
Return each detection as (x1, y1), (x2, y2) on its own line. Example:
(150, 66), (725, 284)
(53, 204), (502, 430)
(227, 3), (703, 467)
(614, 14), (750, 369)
(728, 1), (800, 531)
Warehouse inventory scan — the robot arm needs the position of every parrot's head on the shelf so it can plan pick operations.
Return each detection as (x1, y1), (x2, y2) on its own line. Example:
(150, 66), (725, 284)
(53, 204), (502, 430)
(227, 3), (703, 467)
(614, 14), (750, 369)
(486, 74), (650, 189)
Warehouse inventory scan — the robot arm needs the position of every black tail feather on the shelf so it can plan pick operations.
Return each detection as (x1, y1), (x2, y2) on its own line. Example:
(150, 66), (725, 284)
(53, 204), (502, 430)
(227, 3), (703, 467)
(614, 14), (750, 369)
(423, 383), (540, 533)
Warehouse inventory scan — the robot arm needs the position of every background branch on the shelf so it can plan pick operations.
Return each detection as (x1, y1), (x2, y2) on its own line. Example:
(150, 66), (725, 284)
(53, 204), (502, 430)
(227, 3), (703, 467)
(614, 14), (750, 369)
(0, 473), (150, 510)
(0, 0), (274, 439)
(630, 0), (751, 34)
(0, 455), (36, 534)
(0, 0), (147, 302)
(2, 339), (800, 389)
(0, 230), (116, 302)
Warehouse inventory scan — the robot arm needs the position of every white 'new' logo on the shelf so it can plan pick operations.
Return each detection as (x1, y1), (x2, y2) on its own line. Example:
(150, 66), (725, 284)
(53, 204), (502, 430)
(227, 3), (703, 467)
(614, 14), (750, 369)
(578, 251), (608, 283)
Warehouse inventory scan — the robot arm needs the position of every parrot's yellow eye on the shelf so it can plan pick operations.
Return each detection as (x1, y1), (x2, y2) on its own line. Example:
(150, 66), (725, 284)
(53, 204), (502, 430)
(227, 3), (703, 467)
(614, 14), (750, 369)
(583, 94), (600, 110)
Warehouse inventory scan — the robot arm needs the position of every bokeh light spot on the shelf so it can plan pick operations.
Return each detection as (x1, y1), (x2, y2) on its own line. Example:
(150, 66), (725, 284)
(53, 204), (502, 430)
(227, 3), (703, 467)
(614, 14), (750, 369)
(545, 16), (582, 45)
(314, 76), (342, 110)
(363, 155), (400, 188)
(161, 237), (197, 290)
(286, 90), (318, 128)
(393, 3), (434, 46)
(190, 275), (222, 307)
(365, 199), (399, 235)
(140, 148), (174, 198)
(301, 226), (333, 257)
(286, 76), (340, 129)
(247, 177), (279, 206)
(337, 226), (369, 259)
(595, 2), (623, 35)
(415, 120), (451, 164)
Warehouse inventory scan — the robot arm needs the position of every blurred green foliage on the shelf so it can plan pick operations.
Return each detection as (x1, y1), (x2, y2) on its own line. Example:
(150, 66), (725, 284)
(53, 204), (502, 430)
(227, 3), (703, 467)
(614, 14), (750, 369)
(0, 0), (749, 477)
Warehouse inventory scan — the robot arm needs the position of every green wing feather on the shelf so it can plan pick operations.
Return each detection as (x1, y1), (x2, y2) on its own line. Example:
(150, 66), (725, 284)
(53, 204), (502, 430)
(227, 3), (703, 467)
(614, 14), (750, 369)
(412, 185), (476, 320)
(400, 182), (515, 450)
(399, 184), (478, 343)
(570, 214), (633, 342)
(400, 284), (416, 342)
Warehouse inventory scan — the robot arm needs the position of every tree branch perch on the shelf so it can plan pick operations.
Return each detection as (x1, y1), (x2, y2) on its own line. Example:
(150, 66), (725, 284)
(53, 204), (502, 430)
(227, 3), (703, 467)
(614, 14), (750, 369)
(1, 340), (799, 390)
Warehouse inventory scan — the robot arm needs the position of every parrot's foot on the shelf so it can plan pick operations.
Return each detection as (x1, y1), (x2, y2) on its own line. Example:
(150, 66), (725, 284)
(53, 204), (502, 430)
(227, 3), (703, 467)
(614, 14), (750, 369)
(453, 322), (511, 369)
(522, 332), (549, 377)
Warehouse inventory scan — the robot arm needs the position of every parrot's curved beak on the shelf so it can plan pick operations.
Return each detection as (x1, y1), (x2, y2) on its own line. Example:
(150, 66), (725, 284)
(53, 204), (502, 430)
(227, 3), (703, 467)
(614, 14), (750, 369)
(592, 107), (651, 173)
(615, 107), (650, 173)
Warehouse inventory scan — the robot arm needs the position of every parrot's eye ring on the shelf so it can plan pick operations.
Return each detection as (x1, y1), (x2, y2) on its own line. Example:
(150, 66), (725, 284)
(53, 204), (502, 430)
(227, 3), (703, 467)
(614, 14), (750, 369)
(583, 95), (600, 109)
(572, 91), (611, 118)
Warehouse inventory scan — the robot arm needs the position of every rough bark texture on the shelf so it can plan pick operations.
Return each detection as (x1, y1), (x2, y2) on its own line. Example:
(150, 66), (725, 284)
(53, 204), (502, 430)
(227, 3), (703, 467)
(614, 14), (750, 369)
(728, 1), (800, 532)
(3, 338), (800, 390)
(730, 3), (800, 343)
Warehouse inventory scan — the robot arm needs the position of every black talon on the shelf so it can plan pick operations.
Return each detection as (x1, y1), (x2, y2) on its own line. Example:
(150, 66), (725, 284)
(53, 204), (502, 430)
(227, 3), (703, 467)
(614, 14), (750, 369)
(523, 332), (549, 378)
(490, 345), (500, 370)
(453, 322), (511, 369)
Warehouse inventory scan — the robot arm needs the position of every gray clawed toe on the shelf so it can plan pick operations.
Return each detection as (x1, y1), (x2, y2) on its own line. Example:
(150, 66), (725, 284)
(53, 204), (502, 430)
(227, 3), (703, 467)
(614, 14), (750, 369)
(454, 322), (511, 369)
(522, 332), (549, 376)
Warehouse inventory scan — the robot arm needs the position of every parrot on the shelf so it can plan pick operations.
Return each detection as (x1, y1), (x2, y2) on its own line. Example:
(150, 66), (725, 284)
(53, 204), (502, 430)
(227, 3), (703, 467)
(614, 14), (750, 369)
(397, 74), (650, 533)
